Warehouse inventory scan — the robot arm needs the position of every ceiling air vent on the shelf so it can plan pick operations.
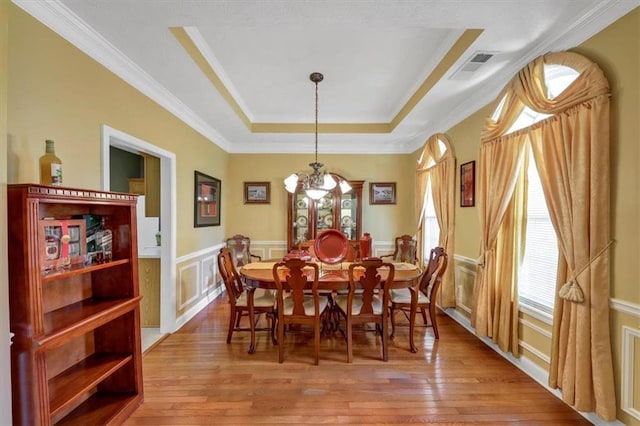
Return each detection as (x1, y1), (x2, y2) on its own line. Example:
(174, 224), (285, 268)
(450, 51), (495, 80)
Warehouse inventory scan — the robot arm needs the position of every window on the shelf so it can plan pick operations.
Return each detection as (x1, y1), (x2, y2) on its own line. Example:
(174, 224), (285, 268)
(503, 64), (579, 317)
(423, 177), (440, 256)
(518, 149), (558, 315)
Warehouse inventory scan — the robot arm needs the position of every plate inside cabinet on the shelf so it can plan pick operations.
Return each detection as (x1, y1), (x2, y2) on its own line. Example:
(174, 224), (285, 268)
(341, 216), (353, 227)
(296, 216), (308, 226)
(296, 199), (307, 209)
(341, 199), (352, 209)
(314, 229), (348, 264)
(323, 215), (333, 227)
(318, 197), (332, 209)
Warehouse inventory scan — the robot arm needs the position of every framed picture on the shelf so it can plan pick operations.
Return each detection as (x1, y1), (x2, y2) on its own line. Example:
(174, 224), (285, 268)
(369, 182), (396, 205)
(244, 181), (270, 204)
(460, 161), (475, 207)
(194, 171), (221, 227)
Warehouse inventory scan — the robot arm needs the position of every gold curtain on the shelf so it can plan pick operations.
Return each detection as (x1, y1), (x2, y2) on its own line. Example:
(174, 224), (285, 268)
(415, 134), (456, 307)
(473, 51), (615, 420)
(471, 131), (526, 350)
(522, 53), (615, 420)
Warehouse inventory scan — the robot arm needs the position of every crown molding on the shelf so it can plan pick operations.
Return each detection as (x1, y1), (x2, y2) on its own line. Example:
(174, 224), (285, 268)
(13, 0), (638, 156)
(12, 0), (232, 152)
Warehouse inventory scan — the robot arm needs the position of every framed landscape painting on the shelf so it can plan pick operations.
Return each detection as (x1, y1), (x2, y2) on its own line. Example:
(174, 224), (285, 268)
(244, 181), (270, 204)
(369, 182), (396, 205)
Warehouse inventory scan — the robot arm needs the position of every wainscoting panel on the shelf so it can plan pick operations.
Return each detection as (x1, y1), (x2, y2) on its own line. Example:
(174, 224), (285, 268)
(201, 254), (218, 295)
(622, 326), (640, 421)
(454, 255), (476, 314)
(177, 261), (199, 311)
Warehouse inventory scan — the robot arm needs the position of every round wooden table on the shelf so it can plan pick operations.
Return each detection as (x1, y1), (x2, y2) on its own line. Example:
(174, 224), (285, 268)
(239, 261), (422, 353)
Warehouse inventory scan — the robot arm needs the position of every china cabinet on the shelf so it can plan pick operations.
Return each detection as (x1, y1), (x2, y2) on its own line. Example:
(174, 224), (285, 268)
(7, 184), (143, 425)
(287, 173), (363, 250)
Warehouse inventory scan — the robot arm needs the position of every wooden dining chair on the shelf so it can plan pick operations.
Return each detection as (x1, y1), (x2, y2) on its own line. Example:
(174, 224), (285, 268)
(272, 259), (329, 365)
(218, 247), (276, 354)
(381, 234), (418, 264)
(389, 246), (448, 350)
(334, 258), (395, 362)
(225, 234), (262, 268)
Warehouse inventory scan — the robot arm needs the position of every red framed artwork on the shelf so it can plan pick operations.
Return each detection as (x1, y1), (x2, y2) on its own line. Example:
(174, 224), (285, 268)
(460, 161), (475, 207)
(194, 170), (221, 227)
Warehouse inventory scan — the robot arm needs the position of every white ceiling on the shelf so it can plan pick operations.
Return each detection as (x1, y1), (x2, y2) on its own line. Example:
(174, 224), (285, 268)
(14, 0), (639, 154)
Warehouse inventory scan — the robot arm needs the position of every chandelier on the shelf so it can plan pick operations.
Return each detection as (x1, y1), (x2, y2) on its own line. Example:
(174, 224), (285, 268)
(284, 72), (351, 200)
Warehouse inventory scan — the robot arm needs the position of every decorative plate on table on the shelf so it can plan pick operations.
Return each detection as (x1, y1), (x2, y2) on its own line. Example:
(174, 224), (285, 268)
(314, 229), (348, 264)
(323, 215), (333, 227)
(341, 216), (353, 227)
(341, 199), (352, 209)
(296, 216), (308, 226)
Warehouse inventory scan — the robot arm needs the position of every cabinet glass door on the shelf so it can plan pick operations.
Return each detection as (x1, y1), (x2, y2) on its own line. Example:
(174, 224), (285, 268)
(315, 193), (334, 234)
(292, 194), (310, 247)
(339, 193), (357, 240)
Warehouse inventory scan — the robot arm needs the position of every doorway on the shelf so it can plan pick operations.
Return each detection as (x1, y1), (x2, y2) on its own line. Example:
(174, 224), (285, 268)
(100, 125), (177, 343)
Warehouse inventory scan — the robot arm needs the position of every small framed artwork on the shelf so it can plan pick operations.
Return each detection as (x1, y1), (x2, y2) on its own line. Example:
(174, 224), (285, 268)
(369, 182), (397, 205)
(460, 161), (475, 207)
(244, 181), (270, 204)
(194, 171), (221, 227)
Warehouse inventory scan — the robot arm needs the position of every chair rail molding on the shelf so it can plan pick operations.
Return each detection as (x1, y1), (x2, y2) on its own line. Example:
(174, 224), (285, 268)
(610, 298), (640, 318)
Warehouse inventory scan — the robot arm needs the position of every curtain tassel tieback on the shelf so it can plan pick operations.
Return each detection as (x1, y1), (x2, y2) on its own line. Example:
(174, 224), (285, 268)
(558, 280), (584, 303)
(558, 240), (615, 303)
(476, 251), (486, 267)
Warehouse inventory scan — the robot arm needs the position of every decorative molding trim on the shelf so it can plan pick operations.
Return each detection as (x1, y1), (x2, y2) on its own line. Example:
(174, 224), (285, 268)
(622, 326), (640, 421)
(177, 262), (200, 310)
(518, 340), (551, 365)
(12, 0), (231, 152)
(611, 298), (640, 318)
(519, 304), (553, 325)
(176, 243), (224, 264)
(444, 308), (624, 425)
(200, 255), (217, 296)
(519, 318), (553, 340)
(456, 302), (472, 315)
(453, 253), (478, 265)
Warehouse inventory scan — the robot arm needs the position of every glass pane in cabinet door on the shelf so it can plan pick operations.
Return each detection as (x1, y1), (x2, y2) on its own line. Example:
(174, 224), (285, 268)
(340, 193), (357, 240)
(315, 193), (334, 233)
(293, 194), (309, 247)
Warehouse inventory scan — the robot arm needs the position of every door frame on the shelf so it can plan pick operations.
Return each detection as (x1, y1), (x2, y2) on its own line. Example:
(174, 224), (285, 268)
(101, 124), (177, 334)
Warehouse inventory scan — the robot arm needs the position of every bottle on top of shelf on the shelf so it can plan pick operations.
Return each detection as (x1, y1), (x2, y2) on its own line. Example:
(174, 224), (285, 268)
(39, 139), (63, 186)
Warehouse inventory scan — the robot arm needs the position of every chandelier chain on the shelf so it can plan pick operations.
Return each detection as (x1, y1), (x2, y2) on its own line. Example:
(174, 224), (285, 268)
(314, 78), (318, 164)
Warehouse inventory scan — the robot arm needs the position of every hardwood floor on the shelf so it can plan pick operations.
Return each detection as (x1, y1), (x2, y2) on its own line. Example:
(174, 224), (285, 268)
(124, 297), (590, 425)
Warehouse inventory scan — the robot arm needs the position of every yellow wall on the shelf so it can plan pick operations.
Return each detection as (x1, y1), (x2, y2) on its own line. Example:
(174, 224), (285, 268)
(6, 5), (229, 257)
(0, 0), (13, 423)
(443, 8), (640, 425)
(226, 153), (415, 243)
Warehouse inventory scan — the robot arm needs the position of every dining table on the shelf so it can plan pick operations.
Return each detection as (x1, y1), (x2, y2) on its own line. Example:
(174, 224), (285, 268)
(239, 259), (423, 354)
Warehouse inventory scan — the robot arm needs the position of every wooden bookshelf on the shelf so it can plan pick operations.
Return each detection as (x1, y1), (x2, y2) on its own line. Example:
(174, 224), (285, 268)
(8, 184), (143, 425)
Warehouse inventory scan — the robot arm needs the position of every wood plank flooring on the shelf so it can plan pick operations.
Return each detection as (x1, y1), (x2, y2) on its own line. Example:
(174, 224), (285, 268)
(124, 297), (590, 425)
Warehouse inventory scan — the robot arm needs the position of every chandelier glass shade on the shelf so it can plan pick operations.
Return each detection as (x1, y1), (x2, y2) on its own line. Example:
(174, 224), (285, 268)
(284, 72), (351, 200)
